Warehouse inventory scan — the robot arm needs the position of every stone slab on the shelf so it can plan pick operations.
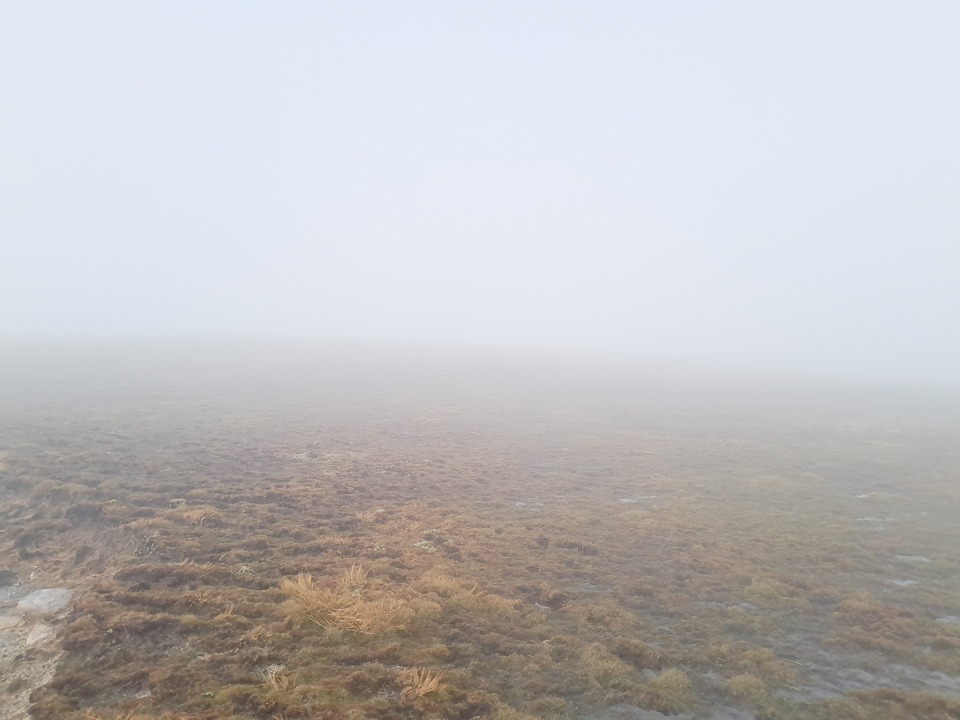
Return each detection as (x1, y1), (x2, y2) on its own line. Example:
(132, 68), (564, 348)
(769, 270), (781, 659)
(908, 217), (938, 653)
(17, 588), (72, 613)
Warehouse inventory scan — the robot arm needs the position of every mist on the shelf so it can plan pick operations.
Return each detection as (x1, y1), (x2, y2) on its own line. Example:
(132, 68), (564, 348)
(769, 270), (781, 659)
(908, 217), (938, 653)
(3, 8), (960, 713)
(2, 2), (958, 386)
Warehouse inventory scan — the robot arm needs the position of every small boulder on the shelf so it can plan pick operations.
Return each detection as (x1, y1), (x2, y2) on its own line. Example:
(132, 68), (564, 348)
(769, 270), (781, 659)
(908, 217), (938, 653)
(17, 588), (72, 613)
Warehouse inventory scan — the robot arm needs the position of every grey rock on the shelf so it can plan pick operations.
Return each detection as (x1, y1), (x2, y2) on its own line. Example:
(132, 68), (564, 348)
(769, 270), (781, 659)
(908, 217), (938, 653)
(17, 588), (72, 613)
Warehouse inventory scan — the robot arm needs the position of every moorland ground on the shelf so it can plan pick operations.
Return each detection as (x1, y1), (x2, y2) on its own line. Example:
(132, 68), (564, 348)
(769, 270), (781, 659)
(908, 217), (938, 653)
(1, 340), (959, 720)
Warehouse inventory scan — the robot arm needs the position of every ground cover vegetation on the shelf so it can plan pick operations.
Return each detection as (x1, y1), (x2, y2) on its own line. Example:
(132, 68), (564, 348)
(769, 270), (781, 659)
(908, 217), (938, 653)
(1, 344), (958, 719)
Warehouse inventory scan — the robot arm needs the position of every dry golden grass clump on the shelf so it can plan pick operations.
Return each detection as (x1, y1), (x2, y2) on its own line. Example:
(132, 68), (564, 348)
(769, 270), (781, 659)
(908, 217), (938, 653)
(417, 572), (519, 617)
(418, 571), (464, 597)
(744, 576), (793, 601)
(398, 667), (449, 701)
(612, 636), (662, 671)
(455, 588), (518, 617)
(173, 505), (223, 526)
(823, 689), (960, 719)
(825, 592), (930, 659)
(707, 643), (800, 685)
(579, 642), (635, 688)
(566, 597), (638, 631)
(833, 592), (916, 634)
(727, 673), (769, 703)
(639, 668), (694, 714)
(340, 563), (368, 588)
(279, 567), (413, 634)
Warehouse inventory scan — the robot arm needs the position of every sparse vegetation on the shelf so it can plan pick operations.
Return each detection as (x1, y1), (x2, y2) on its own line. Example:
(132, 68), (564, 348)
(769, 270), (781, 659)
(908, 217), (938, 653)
(2, 345), (959, 720)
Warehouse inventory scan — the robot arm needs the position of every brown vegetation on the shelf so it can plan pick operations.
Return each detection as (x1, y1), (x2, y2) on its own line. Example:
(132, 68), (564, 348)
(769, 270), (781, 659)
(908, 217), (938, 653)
(399, 667), (450, 701)
(2, 347), (959, 720)
(279, 568), (414, 634)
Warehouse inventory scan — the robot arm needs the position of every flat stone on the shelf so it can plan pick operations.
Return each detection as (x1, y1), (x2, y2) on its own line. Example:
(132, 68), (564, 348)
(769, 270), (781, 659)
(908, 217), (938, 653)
(17, 588), (72, 613)
(0, 615), (21, 630)
(0, 570), (18, 586)
(25, 622), (56, 647)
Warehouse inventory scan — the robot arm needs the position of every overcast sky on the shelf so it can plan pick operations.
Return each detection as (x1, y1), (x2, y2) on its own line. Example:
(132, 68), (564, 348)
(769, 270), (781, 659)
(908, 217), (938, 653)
(1, 2), (958, 385)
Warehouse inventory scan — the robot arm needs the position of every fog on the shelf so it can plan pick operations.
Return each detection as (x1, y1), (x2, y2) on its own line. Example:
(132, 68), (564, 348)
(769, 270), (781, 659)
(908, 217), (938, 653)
(2, 2), (958, 387)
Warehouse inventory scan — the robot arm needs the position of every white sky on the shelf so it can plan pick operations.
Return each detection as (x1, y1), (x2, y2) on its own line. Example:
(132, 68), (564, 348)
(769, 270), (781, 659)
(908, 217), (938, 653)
(2, 2), (958, 385)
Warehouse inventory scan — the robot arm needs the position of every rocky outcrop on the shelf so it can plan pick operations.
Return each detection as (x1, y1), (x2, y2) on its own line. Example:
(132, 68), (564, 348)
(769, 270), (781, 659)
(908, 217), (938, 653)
(0, 575), (74, 720)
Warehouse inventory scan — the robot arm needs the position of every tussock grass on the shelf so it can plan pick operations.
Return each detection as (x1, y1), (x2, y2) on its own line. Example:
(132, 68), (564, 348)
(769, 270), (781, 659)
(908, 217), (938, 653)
(417, 572), (519, 617)
(398, 667), (449, 701)
(727, 673), (769, 703)
(707, 643), (801, 685)
(177, 506), (222, 526)
(579, 642), (635, 687)
(745, 576), (793, 601)
(279, 569), (412, 634)
(567, 597), (637, 631)
(640, 668), (693, 714)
